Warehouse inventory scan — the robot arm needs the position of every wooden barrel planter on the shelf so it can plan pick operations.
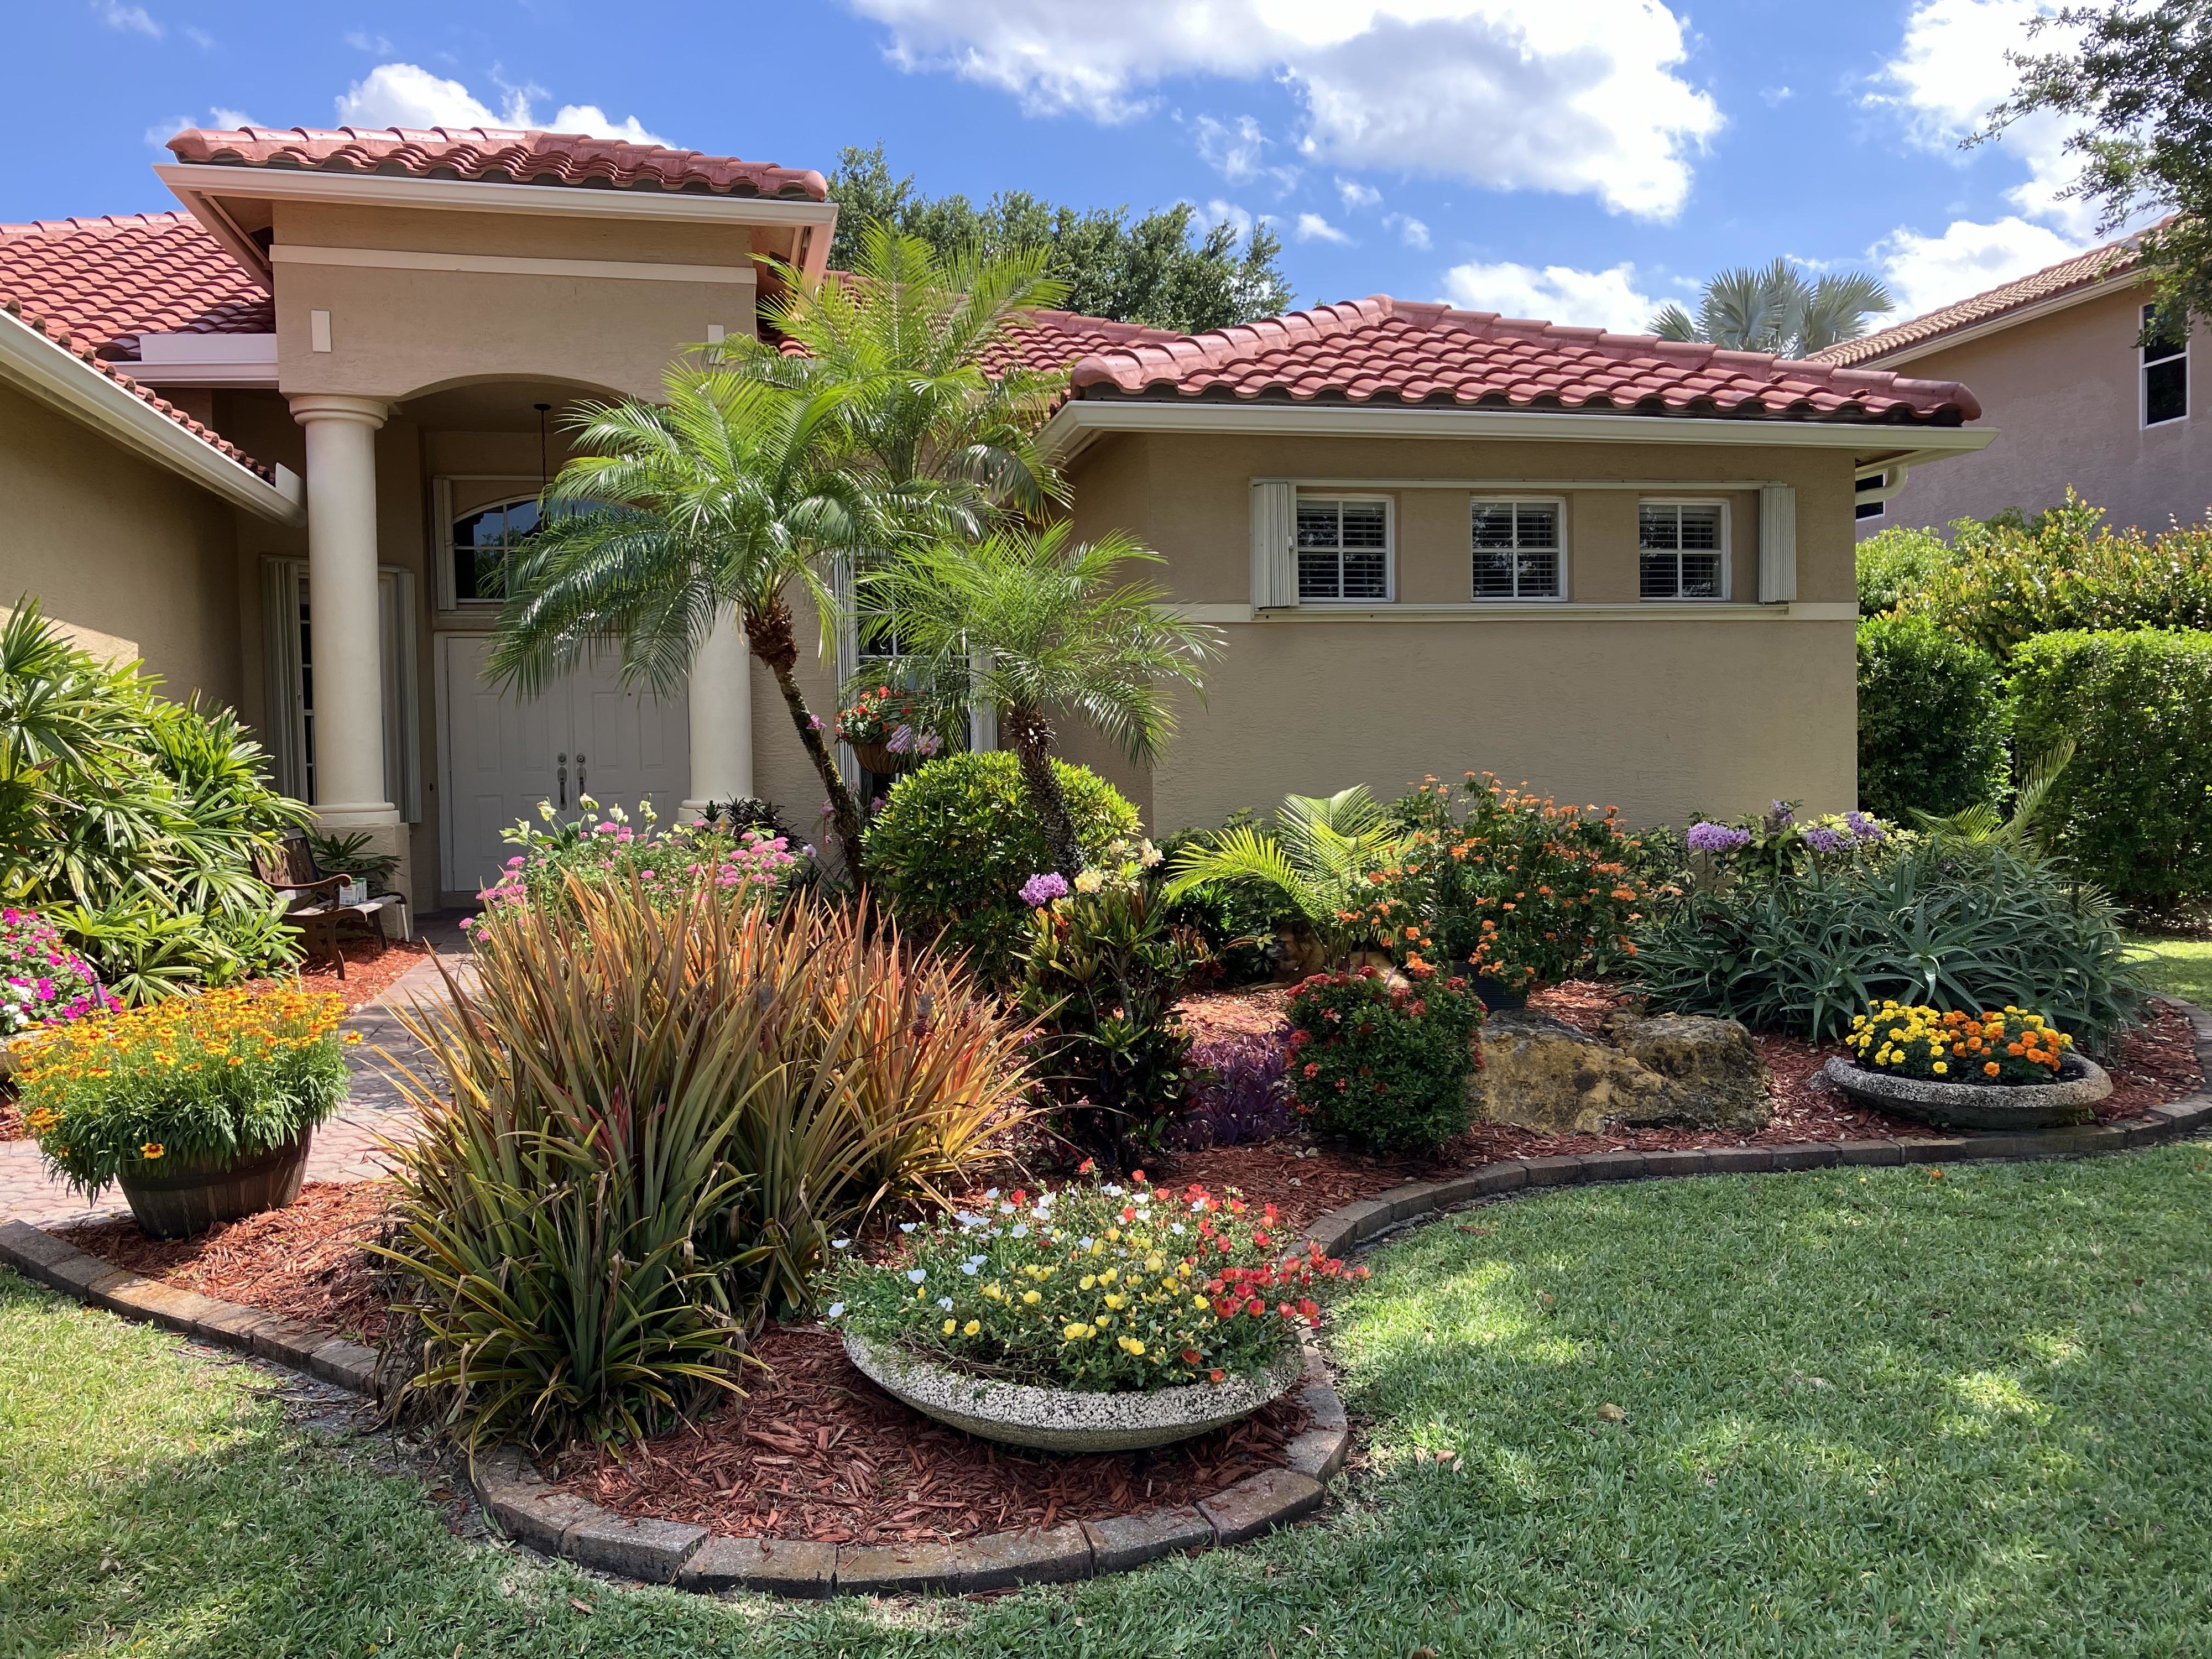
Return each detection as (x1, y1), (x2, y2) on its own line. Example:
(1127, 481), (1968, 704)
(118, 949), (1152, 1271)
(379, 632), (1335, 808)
(118, 1130), (313, 1240)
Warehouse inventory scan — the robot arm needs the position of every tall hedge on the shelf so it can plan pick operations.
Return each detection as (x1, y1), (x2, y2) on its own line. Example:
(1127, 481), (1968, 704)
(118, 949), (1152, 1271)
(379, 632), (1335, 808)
(1856, 613), (2009, 821)
(2010, 628), (2212, 909)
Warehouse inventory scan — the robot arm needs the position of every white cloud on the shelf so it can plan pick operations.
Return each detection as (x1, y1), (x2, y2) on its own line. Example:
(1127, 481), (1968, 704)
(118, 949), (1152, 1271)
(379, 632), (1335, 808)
(92, 1), (161, 37)
(1872, 214), (2080, 316)
(1760, 85), (1792, 107)
(1294, 211), (1350, 244)
(345, 30), (393, 53)
(1195, 114), (1267, 182)
(1440, 259), (1662, 332)
(209, 106), (254, 129)
(1387, 212), (1430, 249)
(847, 0), (1723, 219)
(145, 107), (255, 148)
(1336, 176), (1381, 211)
(184, 24), (213, 48)
(1195, 197), (1256, 241)
(333, 63), (667, 144)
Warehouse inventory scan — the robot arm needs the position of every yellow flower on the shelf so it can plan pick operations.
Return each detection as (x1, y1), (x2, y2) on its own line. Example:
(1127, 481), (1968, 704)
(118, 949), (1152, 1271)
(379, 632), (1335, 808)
(140, 1142), (165, 1159)
(1021, 1289), (1041, 1305)
(963, 1319), (980, 1336)
(1063, 1322), (1092, 1341)
(1932, 1061), (1948, 1074)
(942, 1319), (956, 1335)
(1118, 1336), (1146, 1357)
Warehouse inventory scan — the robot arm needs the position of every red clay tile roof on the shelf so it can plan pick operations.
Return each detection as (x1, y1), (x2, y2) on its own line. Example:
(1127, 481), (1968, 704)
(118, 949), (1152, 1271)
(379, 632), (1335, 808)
(0, 212), (269, 361)
(1068, 295), (1981, 423)
(984, 307), (1186, 376)
(0, 290), (274, 480)
(167, 126), (828, 201)
(1813, 229), (2153, 368)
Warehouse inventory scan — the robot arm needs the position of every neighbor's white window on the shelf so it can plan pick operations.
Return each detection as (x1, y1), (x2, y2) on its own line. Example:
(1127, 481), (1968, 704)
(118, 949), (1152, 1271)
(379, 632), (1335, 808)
(1296, 497), (1391, 601)
(1470, 498), (1565, 599)
(1639, 501), (1729, 599)
(2143, 303), (2188, 426)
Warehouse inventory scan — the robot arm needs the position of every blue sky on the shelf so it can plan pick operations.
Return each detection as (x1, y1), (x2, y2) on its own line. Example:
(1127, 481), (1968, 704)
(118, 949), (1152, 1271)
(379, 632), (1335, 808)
(7, 1), (2110, 332)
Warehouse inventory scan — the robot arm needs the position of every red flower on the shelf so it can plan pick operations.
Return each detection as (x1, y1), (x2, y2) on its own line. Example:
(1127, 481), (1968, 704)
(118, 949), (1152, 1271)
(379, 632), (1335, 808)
(1077, 1157), (1095, 1175)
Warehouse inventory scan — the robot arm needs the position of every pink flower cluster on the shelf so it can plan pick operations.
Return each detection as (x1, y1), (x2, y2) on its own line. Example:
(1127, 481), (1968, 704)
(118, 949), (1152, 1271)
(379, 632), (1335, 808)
(0, 908), (114, 1035)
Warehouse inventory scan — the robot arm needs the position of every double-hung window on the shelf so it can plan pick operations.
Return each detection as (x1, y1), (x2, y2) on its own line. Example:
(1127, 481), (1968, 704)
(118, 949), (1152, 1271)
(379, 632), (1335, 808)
(1638, 501), (1728, 599)
(1470, 498), (1564, 599)
(2144, 304), (2188, 426)
(1296, 497), (1391, 601)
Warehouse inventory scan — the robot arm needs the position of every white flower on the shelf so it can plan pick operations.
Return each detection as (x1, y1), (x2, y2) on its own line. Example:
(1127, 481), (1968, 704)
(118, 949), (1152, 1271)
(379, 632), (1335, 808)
(959, 1262), (979, 1276)
(907, 1269), (927, 1283)
(1011, 1224), (1028, 1238)
(1139, 839), (1163, 868)
(1073, 869), (1104, 894)
(831, 1238), (851, 1250)
(983, 1188), (1000, 1201)
(937, 1296), (953, 1310)
(899, 1222), (917, 1234)
(1170, 1223), (1185, 1235)
(826, 1302), (845, 1318)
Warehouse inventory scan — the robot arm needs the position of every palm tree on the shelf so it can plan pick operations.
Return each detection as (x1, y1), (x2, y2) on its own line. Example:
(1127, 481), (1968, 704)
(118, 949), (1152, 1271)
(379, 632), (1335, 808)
(1161, 786), (1410, 968)
(487, 366), (882, 878)
(886, 522), (1218, 877)
(1649, 258), (1895, 358)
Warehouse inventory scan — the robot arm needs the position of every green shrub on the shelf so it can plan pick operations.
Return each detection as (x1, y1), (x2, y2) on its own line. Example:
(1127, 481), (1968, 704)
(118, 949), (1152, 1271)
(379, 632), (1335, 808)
(1904, 490), (2212, 655)
(1015, 865), (1204, 1164)
(865, 751), (1139, 983)
(380, 878), (1035, 1450)
(1285, 965), (1484, 1152)
(1856, 525), (1954, 615)
(1856, 615), (2011, 820)
(19, 985), (349, 1196)
(2009, 628), (2212, 910)
(0, 601), (307, 998)
(821, 1172), (1358, 1391)
(1156, 808), (1291, 984)
(1632, 840), (2142, 1051)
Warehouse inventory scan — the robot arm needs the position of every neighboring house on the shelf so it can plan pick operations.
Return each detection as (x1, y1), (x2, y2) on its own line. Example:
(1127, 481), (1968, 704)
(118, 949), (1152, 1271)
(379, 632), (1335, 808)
(1818, 227), (2208, 536)
(0, 124), (1991, 910)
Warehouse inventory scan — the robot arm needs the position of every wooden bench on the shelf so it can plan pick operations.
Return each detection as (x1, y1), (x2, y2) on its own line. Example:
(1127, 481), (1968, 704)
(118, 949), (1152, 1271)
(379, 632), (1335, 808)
(253, 834), (411, 980)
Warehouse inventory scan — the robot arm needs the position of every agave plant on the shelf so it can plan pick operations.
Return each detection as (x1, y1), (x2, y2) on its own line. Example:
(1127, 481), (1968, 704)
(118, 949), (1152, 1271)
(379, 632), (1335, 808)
(376, 875), (1032, 1450)
(1162, 786), (1411, 968)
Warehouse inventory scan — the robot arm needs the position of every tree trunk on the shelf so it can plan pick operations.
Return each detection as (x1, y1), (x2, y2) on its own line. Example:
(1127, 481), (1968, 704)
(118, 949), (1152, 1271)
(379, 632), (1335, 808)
(1005, 702), (1082, 878)
(742, 597), (868, 884)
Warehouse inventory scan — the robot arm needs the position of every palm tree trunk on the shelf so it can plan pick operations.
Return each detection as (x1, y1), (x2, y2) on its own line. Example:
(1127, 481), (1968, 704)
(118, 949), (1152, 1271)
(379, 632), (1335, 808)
(742, 598), (868, 883)
(1005, 702), (1082, 878)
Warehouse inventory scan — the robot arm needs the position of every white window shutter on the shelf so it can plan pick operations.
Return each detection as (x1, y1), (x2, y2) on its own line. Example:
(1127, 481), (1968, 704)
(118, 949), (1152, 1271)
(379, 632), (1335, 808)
(1758, 484), (1797, 604)
(1250, 481), (1298, 609)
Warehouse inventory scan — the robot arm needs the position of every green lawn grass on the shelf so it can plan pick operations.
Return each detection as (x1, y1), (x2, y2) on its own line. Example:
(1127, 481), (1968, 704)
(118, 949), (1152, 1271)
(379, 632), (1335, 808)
(6, 1150), (2211, 1656)
(2128, 932), (2212, 1007)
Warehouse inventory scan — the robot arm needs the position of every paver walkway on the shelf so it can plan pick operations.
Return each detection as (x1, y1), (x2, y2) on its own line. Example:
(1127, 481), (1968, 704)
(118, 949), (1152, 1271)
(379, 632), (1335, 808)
(0, 920), (469, 1228)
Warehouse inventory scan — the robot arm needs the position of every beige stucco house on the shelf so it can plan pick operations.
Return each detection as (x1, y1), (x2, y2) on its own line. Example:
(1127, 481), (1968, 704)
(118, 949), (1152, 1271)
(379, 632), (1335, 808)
(1819, 227), (2207, 536)
(0, 124), (1991, 912)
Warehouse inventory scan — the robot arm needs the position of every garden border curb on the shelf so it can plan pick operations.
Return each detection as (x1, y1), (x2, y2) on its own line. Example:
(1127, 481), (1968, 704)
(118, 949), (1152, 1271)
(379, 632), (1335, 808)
(2, 993), (2207, 1599)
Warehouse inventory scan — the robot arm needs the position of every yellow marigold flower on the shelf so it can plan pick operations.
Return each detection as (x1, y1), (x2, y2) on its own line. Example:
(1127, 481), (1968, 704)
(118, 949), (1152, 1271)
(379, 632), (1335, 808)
(1932, 1061), (1948, 1074)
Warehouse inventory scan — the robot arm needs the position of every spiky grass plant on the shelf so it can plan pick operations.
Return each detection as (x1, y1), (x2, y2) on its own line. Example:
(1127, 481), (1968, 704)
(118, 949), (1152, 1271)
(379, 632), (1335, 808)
(376, 877), (1032, 1451)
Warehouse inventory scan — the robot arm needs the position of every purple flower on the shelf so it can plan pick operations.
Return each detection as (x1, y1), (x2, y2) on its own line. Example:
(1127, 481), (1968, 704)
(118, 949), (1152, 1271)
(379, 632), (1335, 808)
(1019, 872), (1070, 907)
(1768, 800), (1795, 826)
(1804, 827), (1847, 854)
(1686, 821), (1751, 853)
(886, 724), (914, 754)
(1844, 810), (1886, 841)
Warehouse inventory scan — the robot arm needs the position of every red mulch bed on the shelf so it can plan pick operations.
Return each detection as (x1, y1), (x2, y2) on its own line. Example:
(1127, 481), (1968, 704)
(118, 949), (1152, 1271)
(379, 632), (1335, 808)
(550, 1324), (1308, 1546)
(57, 1180), (393, 1343)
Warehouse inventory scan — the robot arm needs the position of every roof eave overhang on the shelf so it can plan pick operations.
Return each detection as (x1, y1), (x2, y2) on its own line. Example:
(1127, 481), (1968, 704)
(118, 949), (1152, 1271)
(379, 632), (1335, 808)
(1040, 398), (1998, 467)
(155, 162), (842, 288)
(1836, 268), (2146, 371)
(0, 309), (303, 525)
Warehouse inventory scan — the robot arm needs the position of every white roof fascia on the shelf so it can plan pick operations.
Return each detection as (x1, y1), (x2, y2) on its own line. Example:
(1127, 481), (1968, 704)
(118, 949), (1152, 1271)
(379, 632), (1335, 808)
(1040, 398), (1997, 466)
(156, 163), (841, 283)
(128, 331), (280, 388)
(0, 309), (303, 524)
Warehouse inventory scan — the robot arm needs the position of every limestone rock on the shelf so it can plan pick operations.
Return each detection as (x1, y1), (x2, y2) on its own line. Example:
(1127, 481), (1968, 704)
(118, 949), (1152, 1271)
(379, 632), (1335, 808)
(1604, 1014), (1770, 1134)
(1470, 1010), (1771, 1136)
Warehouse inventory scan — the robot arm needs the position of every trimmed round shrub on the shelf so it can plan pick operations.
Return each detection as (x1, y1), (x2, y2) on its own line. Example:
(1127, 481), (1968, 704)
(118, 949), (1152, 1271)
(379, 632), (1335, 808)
(2010, 627), (2212, 911)
(1285, 965), (1484, 1152)
(865, 751), (1139, 983)
(1856, 614), (2010, 821)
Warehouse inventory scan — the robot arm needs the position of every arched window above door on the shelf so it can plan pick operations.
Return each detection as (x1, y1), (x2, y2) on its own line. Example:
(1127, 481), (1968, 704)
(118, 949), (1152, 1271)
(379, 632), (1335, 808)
(449, 494), (542, 604)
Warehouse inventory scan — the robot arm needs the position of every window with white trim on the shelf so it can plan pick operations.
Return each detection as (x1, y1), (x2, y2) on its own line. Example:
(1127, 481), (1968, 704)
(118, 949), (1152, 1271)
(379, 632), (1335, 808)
(1470, 498), (1564, 599)
(2144, 303), (2188, 426)
(1638, 501), (1728, 599)
(1296, 497), (1391, 601)
(1855, 472), (1887, 521)
(450, 495), (542, 604)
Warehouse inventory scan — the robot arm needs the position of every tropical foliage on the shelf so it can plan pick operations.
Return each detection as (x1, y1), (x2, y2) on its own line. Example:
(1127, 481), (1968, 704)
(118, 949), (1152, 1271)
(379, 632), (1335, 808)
(820, 1170), (1358, 1392)
(18, 985), (351, 1194)
(0, 601), (305, 999)
(1648, 258), (1893, 357)
(378, 875), (1031, 1449)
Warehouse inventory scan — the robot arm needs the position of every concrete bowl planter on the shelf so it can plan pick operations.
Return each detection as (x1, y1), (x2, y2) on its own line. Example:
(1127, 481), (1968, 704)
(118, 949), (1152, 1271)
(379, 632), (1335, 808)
(1821, 1052), (2110, 1131)
(843, 1331), (1304, 1453)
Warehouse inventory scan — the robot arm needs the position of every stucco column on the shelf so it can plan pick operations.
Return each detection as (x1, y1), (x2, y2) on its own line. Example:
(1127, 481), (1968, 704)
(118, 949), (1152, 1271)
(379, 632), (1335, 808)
(682, 602), (753, 814)
(289, 394), (396, 831)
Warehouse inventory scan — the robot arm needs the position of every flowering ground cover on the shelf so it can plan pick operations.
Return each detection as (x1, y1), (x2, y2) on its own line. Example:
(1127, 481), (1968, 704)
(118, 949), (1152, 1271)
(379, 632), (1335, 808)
(5, 1147), (2210, 1655)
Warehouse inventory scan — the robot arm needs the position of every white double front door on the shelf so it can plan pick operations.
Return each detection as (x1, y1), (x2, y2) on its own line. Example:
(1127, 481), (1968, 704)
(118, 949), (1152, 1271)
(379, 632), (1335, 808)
(438, 634), (691, 899)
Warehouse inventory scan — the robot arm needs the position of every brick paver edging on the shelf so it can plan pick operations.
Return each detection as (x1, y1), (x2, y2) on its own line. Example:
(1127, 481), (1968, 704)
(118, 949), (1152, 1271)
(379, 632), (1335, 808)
(2, 994), (2208, 1599)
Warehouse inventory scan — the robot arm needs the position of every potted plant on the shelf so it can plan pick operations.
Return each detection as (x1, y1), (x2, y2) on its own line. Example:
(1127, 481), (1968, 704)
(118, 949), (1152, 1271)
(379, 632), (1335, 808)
(307, 830), (401, 897)
(15, 985), (355, 1237)
(834, 684), (942, 776)
(0, 907), (114, 1077)
(1820, 1000), (2110, 1130)
(821, 1171), (1363, 1452)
